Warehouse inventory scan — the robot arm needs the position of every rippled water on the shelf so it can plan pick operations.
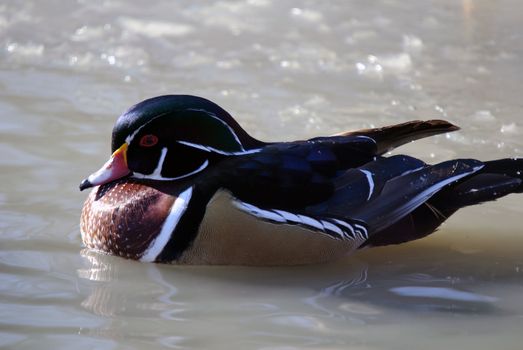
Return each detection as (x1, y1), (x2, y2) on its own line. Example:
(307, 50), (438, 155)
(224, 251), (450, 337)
(1, 0), (522, 349)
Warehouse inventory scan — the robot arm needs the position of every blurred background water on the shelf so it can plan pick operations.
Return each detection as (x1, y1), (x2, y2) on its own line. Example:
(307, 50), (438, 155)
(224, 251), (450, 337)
(1, 0), (522, 349)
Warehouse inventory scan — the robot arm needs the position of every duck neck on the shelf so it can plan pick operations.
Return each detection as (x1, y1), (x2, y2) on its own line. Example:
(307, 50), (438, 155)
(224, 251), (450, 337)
(139, 174), (223, 262)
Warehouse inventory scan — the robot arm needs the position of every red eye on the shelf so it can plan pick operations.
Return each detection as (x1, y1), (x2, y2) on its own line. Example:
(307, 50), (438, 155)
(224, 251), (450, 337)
(139, 134), (158, 147)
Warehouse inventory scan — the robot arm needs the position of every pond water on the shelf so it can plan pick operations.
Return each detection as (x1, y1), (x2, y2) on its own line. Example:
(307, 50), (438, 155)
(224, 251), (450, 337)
(1, 0), (522, 349)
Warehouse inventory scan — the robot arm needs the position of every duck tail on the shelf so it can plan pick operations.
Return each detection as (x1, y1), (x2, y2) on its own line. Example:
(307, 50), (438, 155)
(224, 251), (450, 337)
(337, 120), (459, 154)
(432, 158), (523, 211)
(362, 157), (522, 248)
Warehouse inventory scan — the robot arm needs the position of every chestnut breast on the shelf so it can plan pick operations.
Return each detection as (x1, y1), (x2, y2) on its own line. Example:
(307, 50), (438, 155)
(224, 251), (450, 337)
(80, 181), (176, 260)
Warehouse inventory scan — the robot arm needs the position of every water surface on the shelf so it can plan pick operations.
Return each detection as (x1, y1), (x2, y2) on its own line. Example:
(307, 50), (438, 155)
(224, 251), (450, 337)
(1, 1), (522, 349)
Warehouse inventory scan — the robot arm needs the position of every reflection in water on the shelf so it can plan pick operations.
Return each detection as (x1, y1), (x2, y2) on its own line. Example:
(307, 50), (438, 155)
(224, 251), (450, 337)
(78, 251), (125, 317)
(390, 286), (498, 303)
(77, 244), (504, 327)
(70, 242), (520, 348)
(78, 250), (184, 319)
(77, 249), (371, 320)
(77, 250), (115, 282)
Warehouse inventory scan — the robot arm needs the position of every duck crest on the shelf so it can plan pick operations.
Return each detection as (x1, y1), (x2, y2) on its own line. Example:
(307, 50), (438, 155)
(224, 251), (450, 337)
(80, 95), (523, 265)
(112, 95), (263, 153)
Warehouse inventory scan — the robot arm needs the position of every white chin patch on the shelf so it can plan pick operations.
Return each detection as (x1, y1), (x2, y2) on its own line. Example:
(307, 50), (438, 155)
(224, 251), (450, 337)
(132, 147), (209, 181)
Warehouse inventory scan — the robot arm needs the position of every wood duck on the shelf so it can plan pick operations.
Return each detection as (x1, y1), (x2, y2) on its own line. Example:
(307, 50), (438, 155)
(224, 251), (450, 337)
(79, 95), (523, 265)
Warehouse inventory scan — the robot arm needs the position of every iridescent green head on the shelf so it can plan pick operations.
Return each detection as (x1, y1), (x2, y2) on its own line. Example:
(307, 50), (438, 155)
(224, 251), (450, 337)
(80, 95), (263, 190)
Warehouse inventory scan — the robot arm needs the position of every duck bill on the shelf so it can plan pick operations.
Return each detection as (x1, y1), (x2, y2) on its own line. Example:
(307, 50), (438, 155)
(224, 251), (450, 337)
(79, 143), (130, 191)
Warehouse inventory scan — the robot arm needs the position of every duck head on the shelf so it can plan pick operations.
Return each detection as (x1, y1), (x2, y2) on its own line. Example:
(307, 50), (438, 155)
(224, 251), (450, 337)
(79, 95), (263, 191)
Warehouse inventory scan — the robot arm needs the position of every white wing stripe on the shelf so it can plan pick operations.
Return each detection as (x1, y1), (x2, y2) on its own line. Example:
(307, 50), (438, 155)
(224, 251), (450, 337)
(233, 201), (286, 223)
(354, 224), (369, 240)
(233, 199), (365, 242)
(321, 220), (345, 238)
(297, 215), (324, 231)
(360, 169), (374, 201)
(332, 219), (356, 238)
(273, 210), (301, 222)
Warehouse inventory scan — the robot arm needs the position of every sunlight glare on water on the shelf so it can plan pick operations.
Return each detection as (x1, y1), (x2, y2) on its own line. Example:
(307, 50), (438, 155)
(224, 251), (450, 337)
(1, 0), (522, 349)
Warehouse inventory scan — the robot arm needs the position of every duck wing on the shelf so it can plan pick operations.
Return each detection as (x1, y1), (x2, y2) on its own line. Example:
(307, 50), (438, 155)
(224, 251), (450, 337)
(220, 135), (379, 209)
(221, 118), (460, 209)
(219, 131), (483, 243)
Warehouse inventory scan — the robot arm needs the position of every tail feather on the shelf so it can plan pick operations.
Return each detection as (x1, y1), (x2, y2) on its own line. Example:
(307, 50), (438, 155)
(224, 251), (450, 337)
(482, 158), (523, 192)
(432, 174), (521, 210)
(362, 157), (522, 248)
(430, 158), (523, 211)
(337, 120), (459, 154)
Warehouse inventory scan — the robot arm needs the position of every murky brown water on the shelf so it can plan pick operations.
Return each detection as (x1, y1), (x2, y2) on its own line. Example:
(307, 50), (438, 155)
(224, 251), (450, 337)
(1, 0), (522, 349)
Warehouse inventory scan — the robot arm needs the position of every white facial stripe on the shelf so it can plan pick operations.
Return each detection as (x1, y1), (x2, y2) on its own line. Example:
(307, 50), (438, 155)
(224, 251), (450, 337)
(140, 187), (193, 262)
(150, 147), (168, 177)
(359, 169), (374, 201)
(132, 159), (209, 181)
(124, 108), (248, 152)
(177, 140), (261, 156)
(125, 112), (170, 145)
(177, 141), (211, 152)
(126, 125), (142, 145)
(186, 108), (245, 151)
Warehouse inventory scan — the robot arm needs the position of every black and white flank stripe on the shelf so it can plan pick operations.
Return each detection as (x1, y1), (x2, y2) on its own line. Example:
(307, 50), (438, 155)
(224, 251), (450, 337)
(233, 200), (369, 242)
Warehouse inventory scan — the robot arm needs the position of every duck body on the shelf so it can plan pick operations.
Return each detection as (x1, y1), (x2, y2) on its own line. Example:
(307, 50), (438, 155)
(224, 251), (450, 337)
(80, 95), (523, 265)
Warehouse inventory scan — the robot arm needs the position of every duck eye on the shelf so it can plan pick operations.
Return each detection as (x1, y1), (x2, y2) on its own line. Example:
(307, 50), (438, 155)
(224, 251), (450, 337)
(139, 134), (159, 147)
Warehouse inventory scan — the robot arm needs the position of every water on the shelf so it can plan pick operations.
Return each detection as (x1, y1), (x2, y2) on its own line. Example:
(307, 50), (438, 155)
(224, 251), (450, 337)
(1, 0), (523, 349)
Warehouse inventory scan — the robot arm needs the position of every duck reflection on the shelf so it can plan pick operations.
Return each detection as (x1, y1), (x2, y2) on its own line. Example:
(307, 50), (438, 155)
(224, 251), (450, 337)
(77, 240), (507, 324)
